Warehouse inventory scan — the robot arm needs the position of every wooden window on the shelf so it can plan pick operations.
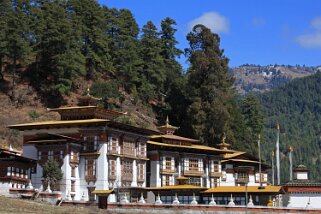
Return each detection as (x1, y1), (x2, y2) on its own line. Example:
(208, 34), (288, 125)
(84, 136), (99, 151)
(85, 159), (96, 179)
(122, 140), (135, 156)
(121, 160), (133, 180)
(138, 163), (145, 181)
(165, 157), (172, 170)
(109, 137), (118, 154)
(48, 151), (54, 160)
(71, 167), (76, 177)
(138, 143), (146, 157)
(210, 160), (220, 173)
(210, 178), (219, 187)
(109, 159), (116, 178)
(189, 177), (201, 186)
(38, 151), (42, 160)
(71, 181), (76, 192)
(162, 175), (171, 186)
(189, 159), (199, 172)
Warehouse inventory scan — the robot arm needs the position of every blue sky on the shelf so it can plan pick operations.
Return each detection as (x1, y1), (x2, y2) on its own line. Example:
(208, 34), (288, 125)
(100, 0), (321, 68)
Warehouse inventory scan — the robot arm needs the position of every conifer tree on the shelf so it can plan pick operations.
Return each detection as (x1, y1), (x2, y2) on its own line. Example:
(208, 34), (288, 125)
(30, 0), (85, 106)
(157, 17), (185, 125)
(139, 21), (166, 101)
(6, 0), (32, 101)
(0, 0), (11, 81)
(185, 24), (235, 146)
(105, 8), (141, 91)
(69, 0), (113, 78)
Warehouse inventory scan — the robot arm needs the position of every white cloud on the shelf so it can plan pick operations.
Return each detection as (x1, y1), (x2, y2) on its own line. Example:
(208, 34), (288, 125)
(311, 17), (321, 30)
(296, 16), (321, 49)
(188, 12), (229, 34)
(296, 33), (321, 48)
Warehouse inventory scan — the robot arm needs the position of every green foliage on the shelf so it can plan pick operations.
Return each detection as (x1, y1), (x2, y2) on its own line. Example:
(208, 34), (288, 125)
(114, 115), (135, 126)
(28, 110), (40, 119)
(90, 81), (123, 109)
(184, 24), (235, 146)
(260, 71), (321, 182)
(42, 159), (63, 189)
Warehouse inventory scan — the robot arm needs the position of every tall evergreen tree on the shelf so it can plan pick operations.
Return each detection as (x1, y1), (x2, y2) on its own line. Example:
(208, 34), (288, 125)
(6, 0), (32, 101)
(29, 0), (85, 106)
(105, 8), (141, 91)
(185, 24), (235, 146)
(139, 21), (166, 101)
(0, 0), (11, 81)
(69, 0), (113, 79)
(157, 17), (185, 125)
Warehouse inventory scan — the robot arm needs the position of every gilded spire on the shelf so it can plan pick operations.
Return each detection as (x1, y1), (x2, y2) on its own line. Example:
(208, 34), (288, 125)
(158, 116), (178, 135)
(166, 115), (169, 126)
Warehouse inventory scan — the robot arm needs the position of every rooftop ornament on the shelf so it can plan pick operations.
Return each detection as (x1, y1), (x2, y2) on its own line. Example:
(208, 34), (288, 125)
(209, 194), (216, 205)
(247, 195), (254, 207)
(172, 193), (180, 205)
(138, 193), (146, 204)
(228, 194), (235, 206)
(190, 193), (198, 205)
(155, 194), (163, 205)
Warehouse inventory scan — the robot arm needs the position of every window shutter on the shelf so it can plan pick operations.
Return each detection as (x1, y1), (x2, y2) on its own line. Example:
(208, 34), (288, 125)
(162, 157), (166, 170)
(171, 157), (175, 170)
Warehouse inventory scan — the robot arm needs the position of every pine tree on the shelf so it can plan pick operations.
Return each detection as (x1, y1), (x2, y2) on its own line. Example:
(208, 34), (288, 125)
(185, 24), (235, 146)
(6, 0), (32, 101)
(105, 8), (141, 91)
(139, 21), (166, 101)
(42, 160), (63, 191)
(157, 17), (185, 125)
(29, 0), (85, 106)
(69, 0), (113, 79)
(0, 0), (11, 81)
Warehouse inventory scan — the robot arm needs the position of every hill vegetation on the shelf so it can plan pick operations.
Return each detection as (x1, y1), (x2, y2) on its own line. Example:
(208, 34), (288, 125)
(231, 64), (319, 94)
(1, 0), (320, 183)
(260, 72), (321, 182)
(0, 0), (263, 152)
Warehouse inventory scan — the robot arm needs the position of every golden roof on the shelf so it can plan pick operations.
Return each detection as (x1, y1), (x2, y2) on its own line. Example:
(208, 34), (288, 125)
(221, 158), (261, 164)
(203, 186), (282, 194)
(146, 185), (208, 191)
(223, 151), (246, 159)
(150, 134), (200, 143)
(7, 119), (109, 130)
(92, 190), (114, 195)
(48, 106), (97, 111)
(147, 141), (223, 153)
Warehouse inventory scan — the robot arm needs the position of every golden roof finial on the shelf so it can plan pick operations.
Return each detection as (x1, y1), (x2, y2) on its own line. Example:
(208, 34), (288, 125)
(166, 115), (169, 126)
(222, 132), (226, 144)
(276, 123), (280, 130)
(87, 85), (90, 96)
(289, 145), (293, 152)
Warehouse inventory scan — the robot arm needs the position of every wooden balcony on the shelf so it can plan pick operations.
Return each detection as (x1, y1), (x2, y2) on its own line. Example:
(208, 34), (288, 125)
(107, 149), (118, 155)
(137, 177), (145, 183)
(236, 177), (249, 184)
(160, 168), (176, 174)
(183, 170), (204, 176)
(121, 175), (133, 182)
(209, 172), (221, 178)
